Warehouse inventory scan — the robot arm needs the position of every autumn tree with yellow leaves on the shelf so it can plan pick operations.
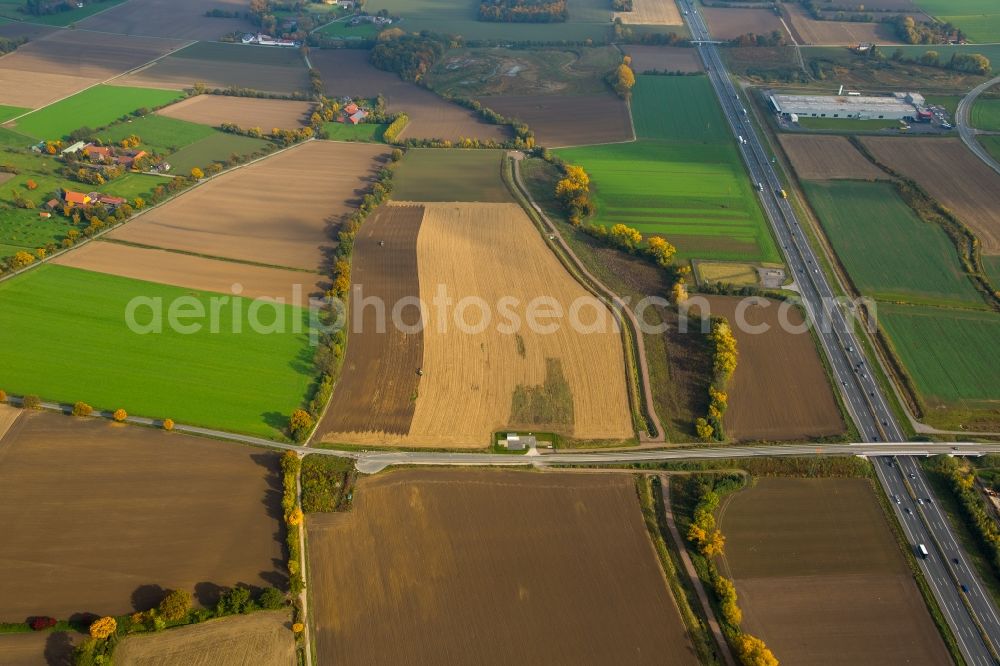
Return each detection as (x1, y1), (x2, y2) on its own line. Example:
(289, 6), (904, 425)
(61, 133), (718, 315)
(608, 55), (636, 99)
(555, 163), (593, 225)
(89, 616), (116, 639)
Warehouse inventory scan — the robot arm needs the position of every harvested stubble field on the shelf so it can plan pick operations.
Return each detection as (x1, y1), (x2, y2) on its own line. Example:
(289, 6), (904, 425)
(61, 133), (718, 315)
(78, 0), (254, 40)
(114, 611), (294, 666)
(785, 4), (901, 45)
(309, 49), (509, 142)
(320, 202), (633, 448)
(623, 45), (703, 73)
(0, 403), (20, 440)
(110, 141), (389, 271)
(701, 6), (784, 40)
(479, 94), (632, 148)
(778, 134), (885, 181)
(615, 0), (682, 25)
(718, 477), (951, 665)
(156, 95), (313, 130)
(861, 137), (1000, 256)
(0, 412), (285, 619)
(693, 296), (843, 441)
(53, 241), (325, 303)
(391, 149), (513, 202)
(307, 469), (698, 665)
(318, 204), (424, 438)
(0, 30), (188, 109)
(695, 261), (758, 286)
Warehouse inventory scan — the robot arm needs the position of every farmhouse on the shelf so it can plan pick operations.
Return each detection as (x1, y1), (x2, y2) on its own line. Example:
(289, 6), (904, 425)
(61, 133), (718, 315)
(80, 143), (149, 169)
(62, 190), (90, 206)
(501, 433), (537, 451)
(769, 92), (922, 120)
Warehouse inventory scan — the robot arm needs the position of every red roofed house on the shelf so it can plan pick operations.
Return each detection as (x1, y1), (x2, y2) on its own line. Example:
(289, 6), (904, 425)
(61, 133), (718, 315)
(87, 193), (127, 207)
(348, 109), (368, 125)
(84, 144), (113, 162)
(344, 102), (359, 115)
(117, 150), (147, 168)
(62, 190), (90, 206)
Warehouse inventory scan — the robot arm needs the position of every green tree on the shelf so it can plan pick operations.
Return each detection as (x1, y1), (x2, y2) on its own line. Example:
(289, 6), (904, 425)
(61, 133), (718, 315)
(158, 589), (192, 621)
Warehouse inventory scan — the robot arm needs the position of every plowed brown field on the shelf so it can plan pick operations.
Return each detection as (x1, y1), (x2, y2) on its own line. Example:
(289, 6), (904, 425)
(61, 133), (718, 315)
(861, 137), (1000, 255)
(78, 0), (253, 40)
(702, 7), (783, 40)
(53, 241), (325, 303)
(786, 4), (902, 45)
(694, 296), (843, 441)
(779, 134), (886, 180)
(310, 49), (509, 142)
(0, 31), (188, 108)
(157, 95), (312, 130)
(479, 94), (632, 147)
(109, 141), (389, 271)
(624, 45), (703, 73)
(114, 611), (294, 666)
(0, 412), (285, 620)
(317, 205), (423, 438)
(0, 404), (21, 442)
(307, 469), (698, 665)
(0, 631), (76, 666)
(320, 202), (633, 447)
(719, 478), (951, 665)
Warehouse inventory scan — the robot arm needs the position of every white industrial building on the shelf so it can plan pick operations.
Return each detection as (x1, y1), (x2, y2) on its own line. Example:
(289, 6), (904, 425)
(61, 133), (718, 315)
(769, 92), (922, 120)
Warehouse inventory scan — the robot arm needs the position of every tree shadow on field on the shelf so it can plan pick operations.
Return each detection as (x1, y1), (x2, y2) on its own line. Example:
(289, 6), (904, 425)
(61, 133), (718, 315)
(259, 569), (289, 591)
(262, 411), (289, 434)
(44, 631), (74, 666)
(131, 584), (166, 612)
(288, 344), (316, 376)
(194, 582), (226, 608)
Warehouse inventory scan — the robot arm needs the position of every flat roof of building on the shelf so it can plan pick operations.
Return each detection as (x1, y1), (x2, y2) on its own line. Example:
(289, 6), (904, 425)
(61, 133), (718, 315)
(770, 94), (915, 114)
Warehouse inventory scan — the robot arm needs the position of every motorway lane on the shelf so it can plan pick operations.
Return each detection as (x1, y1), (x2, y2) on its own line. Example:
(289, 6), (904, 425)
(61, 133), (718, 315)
(680, 2), (1000, 662)
(956, 75), (1000, 176)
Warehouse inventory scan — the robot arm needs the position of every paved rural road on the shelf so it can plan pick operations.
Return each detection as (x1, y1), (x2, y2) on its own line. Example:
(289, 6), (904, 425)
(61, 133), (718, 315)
(956, 75), (1000, 176)
(681, 2), (1000, 662)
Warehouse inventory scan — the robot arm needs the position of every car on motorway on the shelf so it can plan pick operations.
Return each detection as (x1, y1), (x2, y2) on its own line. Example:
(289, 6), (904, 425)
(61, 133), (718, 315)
(954, 558), (960, 565)
(904, 507), (911, 514)
(909, 473), (916, 480)
(894, 495), (901, 504)
(962, 584), (970, 593)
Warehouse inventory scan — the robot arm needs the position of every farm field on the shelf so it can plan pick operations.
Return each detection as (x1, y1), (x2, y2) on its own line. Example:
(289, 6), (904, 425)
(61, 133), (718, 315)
(114, 611), (295, 666)
(78, 0), (253, 40)
(165, 132), (273, 174)
(982, 135), (1000, 164)
(911, 0), (1000, 43)
(695, 261), (758, 286)
(156, 95), (313, 130)
(779, 134), (886, 180)
(971, 96), (1000, 131)
(120, 42), (310, 96)
(879, 303), (1000, 414)
(861, 137), (1000, 256)
(0, 631), (75, 666)
(310, 49), (509, 142)
(701, 6), (783, 40)
(0, 411), (285, 619)
(796, 117), (902, 131)
(0, 265), (316, 436)
(785, 4), (902, 45)
(803, 180), (985, 308)
(623, 45), (703, 73)
(0, 30), (188, 109)
(718, 477), (952, 665)
(9, 85), (184, 140)
(322, 121), (386, 142)
(307, 469), (698, 665)
(0, 0), (126, 25)
(694, 296), (844, 441)
(481, 94), (632, 148)
(0, 103), (27, 123)
(316, 18), (382, 39)
(110, 141), (389, 271)
(615, 0), (682, 25)
(986, 256), (1000, 291)
(391, 149), (513, 202)
(558, 77), (779, 263)
(96, 113), (214, 152)
(53, 241), (325, 303)
(318, 202), (633, 448)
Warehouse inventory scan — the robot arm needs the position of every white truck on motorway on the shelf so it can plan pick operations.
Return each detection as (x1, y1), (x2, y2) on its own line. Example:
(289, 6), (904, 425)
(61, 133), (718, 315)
(918, 544), (929, 560)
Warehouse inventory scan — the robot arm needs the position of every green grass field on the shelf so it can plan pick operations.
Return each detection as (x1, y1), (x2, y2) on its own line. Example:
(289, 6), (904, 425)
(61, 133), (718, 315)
(0, 127), (31, 147)
(0, 0), (126, 24)
(0, 264), (316, 437)
(913, 0), (1000, 43)
(985, 256), (1000, 292)
(95, 114), (215, 153)
(165, 132), (272, 174)
(972, 97), (1000, 132)
(0, 104), (28, 123)
(11, 85), (184, 140)
(981, 136), (1000, 164)
(879, 303), (1000, 409)
(317, 18), (382, 39)
(883, 45), (1000, 72)
(392, 149), (512, 202)
(803, 181), (985, 308)
(322, 122), (387, 142)
(0, 208), (75, 255)
(795, 117), (902, 132)
(557, 76), (779, 263)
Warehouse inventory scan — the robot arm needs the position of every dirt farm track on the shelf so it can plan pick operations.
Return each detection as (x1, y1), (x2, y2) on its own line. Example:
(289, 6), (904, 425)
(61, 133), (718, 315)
(0, 412), (285, 620)
(307, 469), (699, 665)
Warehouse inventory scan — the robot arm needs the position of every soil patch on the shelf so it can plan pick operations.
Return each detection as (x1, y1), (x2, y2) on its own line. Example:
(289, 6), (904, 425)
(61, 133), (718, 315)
(481, 94), (632, 147)
(156, 96), (313, 130)
(779, 134), (886, 180)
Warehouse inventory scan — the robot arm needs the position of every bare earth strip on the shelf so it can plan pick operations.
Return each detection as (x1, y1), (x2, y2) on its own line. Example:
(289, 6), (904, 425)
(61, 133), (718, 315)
(779, 135), (886, 181)
(157, 96), (313, 130)
(785, 4), (901, 45)
(697, 296), (843, 441)
(323, 202), (632, 447)
(78, 0), (254, 40)
(480, 94), (632, 148)
(109, 141), (389, 272)
(616, 0), (682, 25)
(307, 469), (699, 665)
(719, 478), (951, 665)
(624, 45), (703, 73)
(310, 49), (509, 143)
(53, 241), (326, 303)
(317, 205), (424, 439)
(0, 412), (285, 620)
(702, 7), (783, 40)
(0, 30), (188, 108)
(114, 611), (295, 666)
(0, 404), (22, 443)
(862, 137), (1000, 255)
(0, 631), (76, 666)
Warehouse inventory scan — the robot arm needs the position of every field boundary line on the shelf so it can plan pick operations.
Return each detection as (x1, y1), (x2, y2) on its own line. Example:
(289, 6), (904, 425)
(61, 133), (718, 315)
(294, 463), (314, 666)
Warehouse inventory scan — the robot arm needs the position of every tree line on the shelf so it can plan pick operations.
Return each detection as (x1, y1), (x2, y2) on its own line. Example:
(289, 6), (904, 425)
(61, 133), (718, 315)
(478, 0), (567, 23)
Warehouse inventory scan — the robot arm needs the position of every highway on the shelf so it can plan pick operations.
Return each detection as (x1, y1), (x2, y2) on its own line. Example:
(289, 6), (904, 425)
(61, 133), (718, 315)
(956, 74), (1000, 176)
(680, 2), (1000, 662)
